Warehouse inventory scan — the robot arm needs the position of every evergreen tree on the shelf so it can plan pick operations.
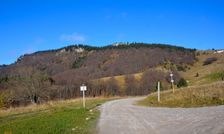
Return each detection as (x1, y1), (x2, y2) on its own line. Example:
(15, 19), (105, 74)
(177, 78), (188, 88)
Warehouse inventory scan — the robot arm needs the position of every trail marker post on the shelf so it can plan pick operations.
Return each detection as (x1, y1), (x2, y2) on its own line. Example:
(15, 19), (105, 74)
(80, 84), (87, 108)
(157, 81), (160, 102)
(170, 72), (175, 93)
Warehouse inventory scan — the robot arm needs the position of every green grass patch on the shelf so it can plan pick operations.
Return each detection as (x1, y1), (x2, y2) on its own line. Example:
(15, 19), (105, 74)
(202, 71), (224, 83)
(138, 82), (224, 108)
(0, 97), (116, 134)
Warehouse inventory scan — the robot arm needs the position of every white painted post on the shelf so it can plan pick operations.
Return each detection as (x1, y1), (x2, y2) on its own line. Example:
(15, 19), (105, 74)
(83, 89), (85, 108)
(80, 84), (87, 108)
(158, 81), (160, 102)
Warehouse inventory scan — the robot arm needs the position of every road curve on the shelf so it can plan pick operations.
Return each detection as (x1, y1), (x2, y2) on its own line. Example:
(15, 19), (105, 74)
(97, 97), (224, 134)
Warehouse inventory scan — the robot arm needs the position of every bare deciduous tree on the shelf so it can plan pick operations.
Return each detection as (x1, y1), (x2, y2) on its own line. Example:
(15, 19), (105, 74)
(124, 74), (138, 96)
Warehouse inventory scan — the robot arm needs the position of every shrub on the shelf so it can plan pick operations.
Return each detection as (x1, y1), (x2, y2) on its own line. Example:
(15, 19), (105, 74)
(0, 76), (9, 83)
(72, 57), (85, 68)
(177, 78), (188, 88)
(195, 73), (199, 77)
(0, 95), (3, 108)
(177, 65), (186, 72)
(155, 81), (163, 91)
(203, 57), (217, 66)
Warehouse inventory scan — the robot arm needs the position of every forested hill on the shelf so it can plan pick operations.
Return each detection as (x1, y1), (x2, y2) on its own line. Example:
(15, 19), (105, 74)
(0, 43), (196, 107)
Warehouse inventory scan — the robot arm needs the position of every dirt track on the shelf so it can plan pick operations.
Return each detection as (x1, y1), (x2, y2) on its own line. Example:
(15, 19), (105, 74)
(98, 97), (224, 134)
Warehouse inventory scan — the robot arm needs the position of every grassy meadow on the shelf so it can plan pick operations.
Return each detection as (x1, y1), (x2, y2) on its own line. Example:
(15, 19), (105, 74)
(0, 97), (118, 134)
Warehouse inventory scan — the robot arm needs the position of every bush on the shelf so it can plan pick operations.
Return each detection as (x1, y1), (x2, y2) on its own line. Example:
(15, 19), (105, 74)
(203, 57), (217, 66)
(72, 57), (85, 68)
(177, 65), (186, 72)
(0, 76), (9, 83)
(155, 81), (163, 91)
(195, 73), (199, 77)
(177, 78), (188, 88)
(0, 95), (3, 108)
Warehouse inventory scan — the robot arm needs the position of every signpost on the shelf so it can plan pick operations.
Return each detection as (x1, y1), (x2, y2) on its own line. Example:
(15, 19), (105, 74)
(157, 81), (160, 102)
(170, 72), (175, 93)
(80, 84), (87, 108)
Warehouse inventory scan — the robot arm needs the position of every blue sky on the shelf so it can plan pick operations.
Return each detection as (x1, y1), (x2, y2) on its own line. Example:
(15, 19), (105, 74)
(0, 0), (224, 64)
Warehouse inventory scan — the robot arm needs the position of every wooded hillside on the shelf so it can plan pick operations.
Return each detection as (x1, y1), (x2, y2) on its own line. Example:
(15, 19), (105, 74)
(0, 43), (196, 107)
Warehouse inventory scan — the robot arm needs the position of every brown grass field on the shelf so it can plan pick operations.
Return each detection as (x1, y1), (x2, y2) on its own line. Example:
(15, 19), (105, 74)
(138, 81), (224, 107)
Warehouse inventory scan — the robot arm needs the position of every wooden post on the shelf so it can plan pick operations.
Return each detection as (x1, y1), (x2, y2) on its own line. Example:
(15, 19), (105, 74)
(158, 81), (160, 102)
(170, 72), (175, 93)
(80, 84), (87, 108)
(171, 80), (174, 93)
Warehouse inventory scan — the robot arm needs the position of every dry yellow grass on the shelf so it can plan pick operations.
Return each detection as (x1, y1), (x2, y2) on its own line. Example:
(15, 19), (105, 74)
(181, 51), (224, 85)
(95, 67), (169, 90)
(0, 97), (112, 117)
(138, 81), (224, 107)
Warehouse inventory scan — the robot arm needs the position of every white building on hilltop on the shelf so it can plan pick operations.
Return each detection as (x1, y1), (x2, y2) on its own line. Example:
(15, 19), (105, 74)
(214, 50), (224, 54)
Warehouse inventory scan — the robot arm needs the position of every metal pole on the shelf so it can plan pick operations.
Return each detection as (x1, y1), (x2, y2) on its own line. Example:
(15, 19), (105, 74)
(158, 81), (160, 102)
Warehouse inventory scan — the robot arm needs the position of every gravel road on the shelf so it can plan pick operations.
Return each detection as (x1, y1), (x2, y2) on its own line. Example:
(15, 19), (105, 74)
(98, 97), (224, 134)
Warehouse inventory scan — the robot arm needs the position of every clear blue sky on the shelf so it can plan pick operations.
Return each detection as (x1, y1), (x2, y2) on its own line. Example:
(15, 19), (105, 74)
(0, 0), (224, 65)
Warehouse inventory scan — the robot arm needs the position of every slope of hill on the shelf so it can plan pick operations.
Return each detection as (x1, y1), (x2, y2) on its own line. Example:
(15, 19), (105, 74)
(180, 50), (224, 85)
(0, 43), (197, 107)
(137, 50), (224, 107)
(97, 50), (224, 89)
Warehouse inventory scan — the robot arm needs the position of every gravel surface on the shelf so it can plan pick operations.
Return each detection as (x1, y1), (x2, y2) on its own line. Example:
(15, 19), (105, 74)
(98, 97), (224, 134)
